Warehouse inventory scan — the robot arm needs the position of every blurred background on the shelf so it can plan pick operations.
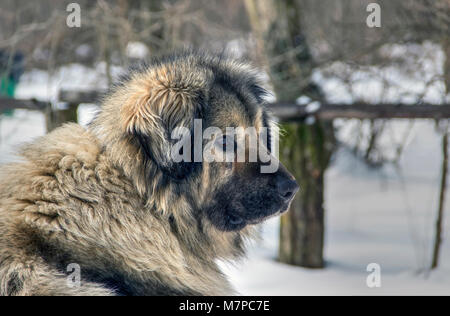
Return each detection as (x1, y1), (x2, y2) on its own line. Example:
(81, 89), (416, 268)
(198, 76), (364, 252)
(0, 0), (449, 295)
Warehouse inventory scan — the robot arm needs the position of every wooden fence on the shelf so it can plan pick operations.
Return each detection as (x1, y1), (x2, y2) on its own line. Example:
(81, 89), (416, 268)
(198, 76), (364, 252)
(2, 90), (449, 129)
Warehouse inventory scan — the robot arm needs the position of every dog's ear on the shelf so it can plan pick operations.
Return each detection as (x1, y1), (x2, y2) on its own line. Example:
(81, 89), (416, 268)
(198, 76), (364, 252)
(120, 65), (208, 180)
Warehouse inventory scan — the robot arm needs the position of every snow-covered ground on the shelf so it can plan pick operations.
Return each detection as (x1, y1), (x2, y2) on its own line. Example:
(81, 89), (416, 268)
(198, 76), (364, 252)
(1, 42), (449, 295)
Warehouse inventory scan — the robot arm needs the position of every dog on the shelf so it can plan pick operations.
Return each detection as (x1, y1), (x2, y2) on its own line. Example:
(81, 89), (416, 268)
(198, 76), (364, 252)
(0, 51), (298, 295)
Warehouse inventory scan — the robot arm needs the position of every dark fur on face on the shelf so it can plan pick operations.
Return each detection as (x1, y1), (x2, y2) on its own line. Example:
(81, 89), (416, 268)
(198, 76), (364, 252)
(204, 162), (296, 232)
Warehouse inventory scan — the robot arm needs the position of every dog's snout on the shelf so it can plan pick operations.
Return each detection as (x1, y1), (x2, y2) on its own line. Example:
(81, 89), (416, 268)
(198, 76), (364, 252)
(276, 177), (299, 200)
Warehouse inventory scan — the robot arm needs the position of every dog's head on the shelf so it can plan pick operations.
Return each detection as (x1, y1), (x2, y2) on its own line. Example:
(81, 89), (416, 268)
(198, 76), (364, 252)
(95, 52), (298, 233)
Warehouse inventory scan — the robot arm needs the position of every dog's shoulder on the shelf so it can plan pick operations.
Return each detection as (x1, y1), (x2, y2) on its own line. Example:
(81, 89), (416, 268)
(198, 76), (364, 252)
(21, 123), (102, 167)
(0, 123), (106, 202)
(0, 124), (99, 226)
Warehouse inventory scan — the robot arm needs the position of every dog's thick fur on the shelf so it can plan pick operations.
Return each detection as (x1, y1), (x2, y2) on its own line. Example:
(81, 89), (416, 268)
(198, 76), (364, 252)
(0, 52), (296, 296)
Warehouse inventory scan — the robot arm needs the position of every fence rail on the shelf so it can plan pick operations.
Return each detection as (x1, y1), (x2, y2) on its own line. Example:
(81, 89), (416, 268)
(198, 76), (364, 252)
(0, 97), (47, 112)
(57, 90), (450, 121)
(1, 90), (450, 122)
(270, 102), (450, 121)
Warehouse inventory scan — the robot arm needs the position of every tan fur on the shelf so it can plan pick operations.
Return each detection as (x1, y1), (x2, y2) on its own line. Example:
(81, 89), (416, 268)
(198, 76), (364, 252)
(0, 53), (264, 296)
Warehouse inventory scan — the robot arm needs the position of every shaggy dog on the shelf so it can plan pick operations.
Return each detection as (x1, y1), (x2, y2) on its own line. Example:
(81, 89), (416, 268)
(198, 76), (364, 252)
(0, 52), (298, 296)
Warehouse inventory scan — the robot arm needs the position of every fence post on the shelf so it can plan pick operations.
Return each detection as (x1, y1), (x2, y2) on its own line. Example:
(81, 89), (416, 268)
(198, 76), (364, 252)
(45, 101), (79, 132)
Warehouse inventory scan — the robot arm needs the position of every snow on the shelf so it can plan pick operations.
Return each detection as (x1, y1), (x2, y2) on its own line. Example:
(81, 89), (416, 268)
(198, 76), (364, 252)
(0, 110), (46, 164)
(304, 116), (316, 125)
(14, 63), (123, 102)
(75, 44), (93, 58)
(126, 42), (149, 59)
(1, 41), (449, 295)
(313, 41), (448, 105)
(296, 95), (312, 105)
(305, 101), (321, 113)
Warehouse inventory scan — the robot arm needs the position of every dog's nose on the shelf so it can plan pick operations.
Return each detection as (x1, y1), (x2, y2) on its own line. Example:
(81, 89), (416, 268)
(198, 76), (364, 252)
(277, 178), (299, 200)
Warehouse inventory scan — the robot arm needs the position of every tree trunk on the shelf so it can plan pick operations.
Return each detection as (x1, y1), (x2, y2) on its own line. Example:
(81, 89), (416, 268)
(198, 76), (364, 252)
(431, 131), (448, 269)
(245, 0), (335, 268)
(279, 122), (333, 267)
